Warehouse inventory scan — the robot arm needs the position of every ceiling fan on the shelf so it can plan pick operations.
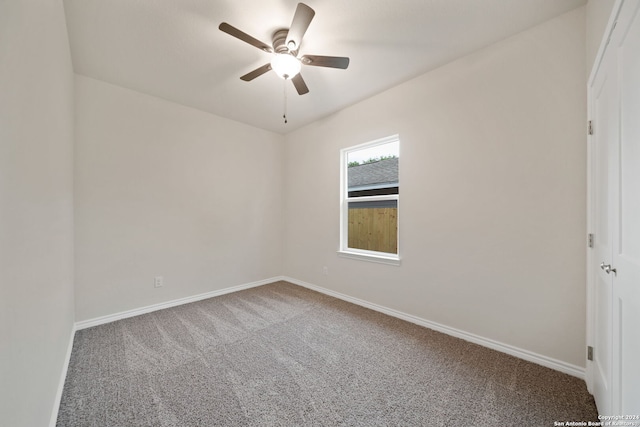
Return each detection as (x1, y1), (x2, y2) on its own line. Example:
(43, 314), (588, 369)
(219, 3), (350, 96)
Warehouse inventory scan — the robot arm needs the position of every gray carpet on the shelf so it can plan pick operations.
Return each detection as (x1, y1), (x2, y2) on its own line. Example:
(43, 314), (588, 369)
(57, 281), (598, 426)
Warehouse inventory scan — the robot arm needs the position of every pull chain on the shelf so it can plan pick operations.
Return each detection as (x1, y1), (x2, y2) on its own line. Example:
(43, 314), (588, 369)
(283, 78), (288, 124)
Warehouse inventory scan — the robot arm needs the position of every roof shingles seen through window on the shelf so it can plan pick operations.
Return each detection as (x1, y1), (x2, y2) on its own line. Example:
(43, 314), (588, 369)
(348, 157), (398, 188)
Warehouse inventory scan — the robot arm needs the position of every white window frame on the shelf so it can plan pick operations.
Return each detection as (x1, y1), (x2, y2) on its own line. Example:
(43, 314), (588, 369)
(338, 135), (400, 266)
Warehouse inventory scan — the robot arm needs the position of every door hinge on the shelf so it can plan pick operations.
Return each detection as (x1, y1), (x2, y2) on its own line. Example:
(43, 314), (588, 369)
(588, 120), (593, 135)
(587, 346), (594, 361)
(588, 233), (594, 248)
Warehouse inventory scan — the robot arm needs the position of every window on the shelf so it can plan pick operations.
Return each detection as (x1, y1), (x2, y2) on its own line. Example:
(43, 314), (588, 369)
(339, 135), (400, 265)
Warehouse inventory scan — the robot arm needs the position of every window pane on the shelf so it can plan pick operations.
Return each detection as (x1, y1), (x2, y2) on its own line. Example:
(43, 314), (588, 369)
(348, 199), (398, 254)
(347, 140), (399, 165)
(342, 135), (400, 259)
(347, 142), (399, 197)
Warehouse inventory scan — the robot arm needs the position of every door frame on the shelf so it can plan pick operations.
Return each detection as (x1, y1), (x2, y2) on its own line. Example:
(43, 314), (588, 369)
(585, 0), (624, 398)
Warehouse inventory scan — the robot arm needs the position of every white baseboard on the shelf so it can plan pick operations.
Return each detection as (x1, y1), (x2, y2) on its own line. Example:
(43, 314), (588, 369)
(283, 276), (586, 380)
(52, 274), (584, 426)
(53, 277), (285, 426)
(49, 324), (76, 427)
(74, 276), (284, 330)
(70, 274), (584, 381)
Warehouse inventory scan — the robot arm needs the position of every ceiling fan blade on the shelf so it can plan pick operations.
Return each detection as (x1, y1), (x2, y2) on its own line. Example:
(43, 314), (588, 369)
(219, 22), (273, 53)
(291, 73), (309, 95)
(240, 63), (272, 81)
(285, 3), (315, 52)
(301, 55), (349, 69)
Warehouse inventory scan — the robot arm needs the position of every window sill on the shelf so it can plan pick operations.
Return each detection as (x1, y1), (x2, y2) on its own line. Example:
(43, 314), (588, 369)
(337, 250), (401, 266)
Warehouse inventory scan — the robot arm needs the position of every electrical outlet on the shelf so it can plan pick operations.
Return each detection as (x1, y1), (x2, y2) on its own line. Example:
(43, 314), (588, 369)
(154, 276), (163, 288)
(322, 266), (328, 275)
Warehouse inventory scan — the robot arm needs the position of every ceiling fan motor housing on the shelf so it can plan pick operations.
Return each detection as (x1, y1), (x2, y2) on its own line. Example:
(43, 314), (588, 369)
(272, 29), (294, 54)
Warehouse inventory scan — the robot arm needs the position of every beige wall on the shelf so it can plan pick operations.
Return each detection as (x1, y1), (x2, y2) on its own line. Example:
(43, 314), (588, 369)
(283, 7), (587, 367)
(0, 1), (76, 426)
(74, 76), (284, 321)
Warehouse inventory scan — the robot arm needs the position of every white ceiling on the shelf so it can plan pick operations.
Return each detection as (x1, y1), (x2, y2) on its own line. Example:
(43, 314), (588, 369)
(63, 0), (586, 134)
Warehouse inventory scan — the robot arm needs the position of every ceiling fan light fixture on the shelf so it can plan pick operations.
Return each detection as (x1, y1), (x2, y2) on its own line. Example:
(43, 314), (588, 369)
(271, 53), (301, 80)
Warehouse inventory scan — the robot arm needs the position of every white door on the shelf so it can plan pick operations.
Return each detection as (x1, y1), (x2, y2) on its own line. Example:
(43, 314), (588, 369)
(611, 0), (640, 414)
(588, 0), (640, 415)
(589, 46), (617, 416)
